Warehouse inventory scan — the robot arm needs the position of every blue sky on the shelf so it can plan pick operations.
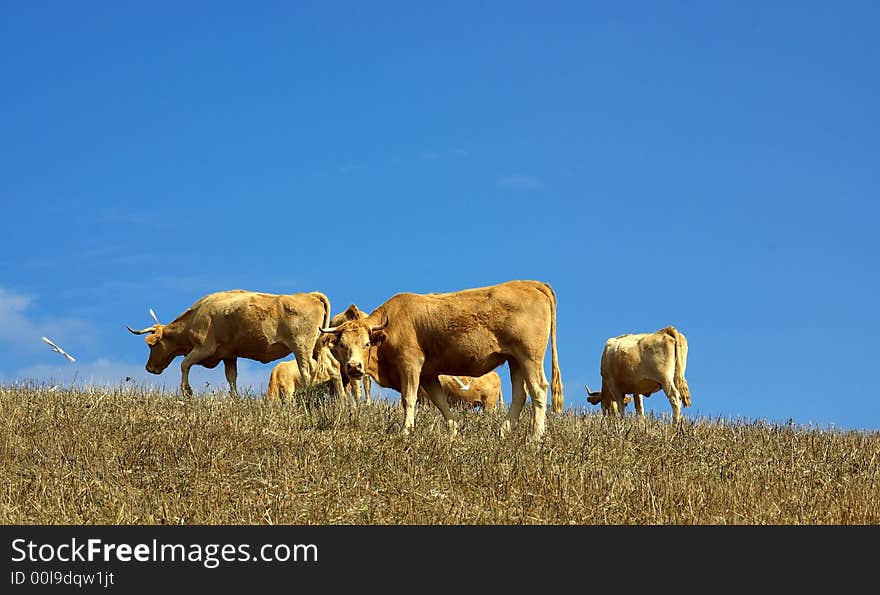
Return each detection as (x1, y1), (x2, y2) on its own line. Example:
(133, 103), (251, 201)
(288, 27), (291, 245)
(1, 2), (878, 430)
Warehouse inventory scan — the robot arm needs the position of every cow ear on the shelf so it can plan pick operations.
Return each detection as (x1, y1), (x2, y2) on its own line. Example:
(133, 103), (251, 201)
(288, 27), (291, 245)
(369, 330), (387, 346)
(145, 333), (160, 346)
(318, 333), (337, 350)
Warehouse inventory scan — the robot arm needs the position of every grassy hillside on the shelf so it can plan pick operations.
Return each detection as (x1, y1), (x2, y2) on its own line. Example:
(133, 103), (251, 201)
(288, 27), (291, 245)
(2, 383), (878, 524)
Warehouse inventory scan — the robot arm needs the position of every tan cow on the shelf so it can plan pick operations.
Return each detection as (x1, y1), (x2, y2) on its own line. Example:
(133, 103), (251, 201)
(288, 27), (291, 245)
(418, 372), (505, 411)
(127, 289), (332, 397)
(328, 304), (372, 403)
(265, 345), (345, 403)
(319, 280), (563, 441)
(585, 326), (691, 422)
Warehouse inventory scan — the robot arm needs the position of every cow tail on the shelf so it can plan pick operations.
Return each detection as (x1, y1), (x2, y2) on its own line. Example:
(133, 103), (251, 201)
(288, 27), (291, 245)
(311, 292), (332, 329)
(662, 326), (691, 408)
(542, 282), (564, 413)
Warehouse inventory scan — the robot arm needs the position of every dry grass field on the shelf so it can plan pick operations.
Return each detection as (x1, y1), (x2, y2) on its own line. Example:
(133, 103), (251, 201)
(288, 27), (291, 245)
(2, 383), (879, 525)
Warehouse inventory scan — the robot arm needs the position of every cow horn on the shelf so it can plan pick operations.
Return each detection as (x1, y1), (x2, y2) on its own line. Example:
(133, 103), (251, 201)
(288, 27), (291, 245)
(585, 384), (601, 397)
(127, 325), (156, 335)
(370, 316), (389, 332)
(149, 308), (160, 325)
(319, 325), (340, 334)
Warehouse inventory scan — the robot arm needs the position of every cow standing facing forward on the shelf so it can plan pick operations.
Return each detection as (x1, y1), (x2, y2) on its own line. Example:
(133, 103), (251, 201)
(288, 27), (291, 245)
(328, 304), (373, 403)
(586, 326), (691, 422)
(319, 280), (563, 441)
(127, 289), (332, 397)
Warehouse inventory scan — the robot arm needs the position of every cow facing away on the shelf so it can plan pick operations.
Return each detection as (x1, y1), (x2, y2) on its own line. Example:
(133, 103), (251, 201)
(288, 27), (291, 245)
(585, 326), (691, 422)
(127, 289), (332, 397)
(319, 280), (563, 441)
(418, 372), (505, 411)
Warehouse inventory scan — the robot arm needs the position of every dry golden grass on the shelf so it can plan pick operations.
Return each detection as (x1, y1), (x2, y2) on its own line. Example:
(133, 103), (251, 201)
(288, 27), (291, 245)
(2, 382), (879, 525)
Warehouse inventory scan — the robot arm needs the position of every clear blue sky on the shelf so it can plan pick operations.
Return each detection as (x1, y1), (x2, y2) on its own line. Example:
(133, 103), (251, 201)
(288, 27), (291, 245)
(2, 2), (878, 430)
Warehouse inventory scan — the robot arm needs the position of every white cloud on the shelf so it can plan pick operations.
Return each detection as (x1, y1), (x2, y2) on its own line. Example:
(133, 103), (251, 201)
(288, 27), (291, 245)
(497, 175), (544, 190)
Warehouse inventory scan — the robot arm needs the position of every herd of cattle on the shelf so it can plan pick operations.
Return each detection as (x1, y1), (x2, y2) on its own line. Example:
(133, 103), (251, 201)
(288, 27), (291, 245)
(126, 280), (690, 440)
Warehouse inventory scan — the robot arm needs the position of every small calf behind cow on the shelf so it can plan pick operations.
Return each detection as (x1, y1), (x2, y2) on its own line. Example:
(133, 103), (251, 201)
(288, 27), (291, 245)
(417, 371), (506, 412)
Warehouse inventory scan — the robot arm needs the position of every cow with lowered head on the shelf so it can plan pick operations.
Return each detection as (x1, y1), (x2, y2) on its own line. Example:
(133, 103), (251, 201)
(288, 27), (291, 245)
(127, 289), (332, 397)
(585, 326), (691, 422)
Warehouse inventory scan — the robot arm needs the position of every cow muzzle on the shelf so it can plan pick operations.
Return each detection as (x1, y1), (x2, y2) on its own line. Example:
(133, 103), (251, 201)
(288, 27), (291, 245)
(346, 362), (364, 378)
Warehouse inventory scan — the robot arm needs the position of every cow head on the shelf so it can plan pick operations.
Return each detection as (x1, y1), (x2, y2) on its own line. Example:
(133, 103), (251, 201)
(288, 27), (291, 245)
(341, 303), (365, 319)
(126, 309), (176, 374)
(585, 384), (632, 413)
(319, 316), (388, 379)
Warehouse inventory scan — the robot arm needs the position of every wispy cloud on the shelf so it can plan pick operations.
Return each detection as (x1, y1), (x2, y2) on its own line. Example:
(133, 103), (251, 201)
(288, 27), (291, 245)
(0, 288), (95, 355)
(497, 175), (544, 190)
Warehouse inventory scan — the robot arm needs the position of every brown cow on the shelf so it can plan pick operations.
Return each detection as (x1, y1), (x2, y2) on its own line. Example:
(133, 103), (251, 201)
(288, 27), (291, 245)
(265, 345), (346, 403)
(418, 372), (505, 411)
(585, 326), (691, 422)
(328, 304), (372, 404)
(319, 280), (563, 441)
(127, 289), (332, 397)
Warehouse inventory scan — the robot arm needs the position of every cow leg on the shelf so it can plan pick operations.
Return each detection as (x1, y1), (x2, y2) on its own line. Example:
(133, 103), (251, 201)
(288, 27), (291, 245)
(661, 381), (683, 423)
(223, 358), (238, 398)
(399, 360), (424, 435)
(420, 376), (458, 437)
(614, 393), (628, 417)
(523, 364), (550, 442)
(633, 394), (645, 417)
(180, 347), (213, 397)
(300, 358), (314, 388)
(363, 376), (372, 404)
(292, 345), (313, 388)
(351, 376), (363, 406)
(501, 362), (527, 438)
(327, 363), (346, 401)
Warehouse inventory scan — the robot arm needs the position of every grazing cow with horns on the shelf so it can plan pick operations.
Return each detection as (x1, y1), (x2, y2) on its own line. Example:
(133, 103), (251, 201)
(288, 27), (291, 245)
(319, 280), (563, 441)
(585, 326), (691, 422)
(127, 289), (332, 397)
